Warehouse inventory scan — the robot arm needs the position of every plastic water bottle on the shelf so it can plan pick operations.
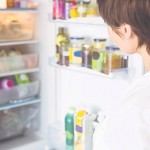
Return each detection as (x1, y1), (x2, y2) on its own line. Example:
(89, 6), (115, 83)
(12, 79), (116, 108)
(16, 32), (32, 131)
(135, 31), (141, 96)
(65, 107), (76, 150)
(0, 79), (15, 89)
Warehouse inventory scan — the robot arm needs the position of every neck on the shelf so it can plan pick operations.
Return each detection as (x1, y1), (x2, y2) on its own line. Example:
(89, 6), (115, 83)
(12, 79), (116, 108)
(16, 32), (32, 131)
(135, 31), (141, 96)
(137, 45), (150, 72)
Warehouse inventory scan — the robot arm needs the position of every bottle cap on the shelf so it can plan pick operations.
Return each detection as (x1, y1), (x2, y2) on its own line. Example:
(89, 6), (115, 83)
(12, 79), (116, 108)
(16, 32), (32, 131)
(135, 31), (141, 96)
(94, 38), (107, 42)
(106, 45), (120, 51)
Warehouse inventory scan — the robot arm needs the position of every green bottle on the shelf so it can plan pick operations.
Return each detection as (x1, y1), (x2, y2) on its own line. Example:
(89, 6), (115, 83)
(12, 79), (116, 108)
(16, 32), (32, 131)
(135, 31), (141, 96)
(65, 107), (76, 150)
(15, 73), (30, 85)
(56, 27), (68, 61)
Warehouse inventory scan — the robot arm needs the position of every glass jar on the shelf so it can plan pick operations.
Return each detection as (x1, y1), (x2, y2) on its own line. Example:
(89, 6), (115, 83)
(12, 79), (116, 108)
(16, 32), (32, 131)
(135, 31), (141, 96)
(103, 46), (121, 74)
(93, 38), (107, 50)
(69, 37), (85, 66)
(91, 48), (107, 72)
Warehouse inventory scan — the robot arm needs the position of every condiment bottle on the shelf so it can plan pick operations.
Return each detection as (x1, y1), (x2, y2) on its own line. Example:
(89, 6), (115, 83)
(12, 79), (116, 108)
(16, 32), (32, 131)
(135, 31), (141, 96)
(82, 44), (92, 68)
(77, 1), (88, 17)
(7, 0), (14, 8)
(65, 107), (76, 150)
(56, 27), (68, 61)
(58, 41), (69, 66)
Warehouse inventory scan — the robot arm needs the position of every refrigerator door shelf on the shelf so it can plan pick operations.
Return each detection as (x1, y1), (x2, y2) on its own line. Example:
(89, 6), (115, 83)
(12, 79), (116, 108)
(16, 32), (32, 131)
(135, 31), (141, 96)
(49, 57), (131, 79)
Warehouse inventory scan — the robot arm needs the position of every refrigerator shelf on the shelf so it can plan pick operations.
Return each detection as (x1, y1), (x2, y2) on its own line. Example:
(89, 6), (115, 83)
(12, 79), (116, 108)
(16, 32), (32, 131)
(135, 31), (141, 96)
(0, 133), (46, 150)
(0, 8), (38, 13)
(49, 15), (106, 26)
(0, 97), (40, 111)
(0, 40), (39, 46)
(0, 67), (39, 77)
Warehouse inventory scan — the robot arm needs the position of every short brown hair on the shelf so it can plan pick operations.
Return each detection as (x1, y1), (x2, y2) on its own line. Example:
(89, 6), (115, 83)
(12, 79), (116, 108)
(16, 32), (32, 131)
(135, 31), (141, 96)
(97, 0), (150, 53)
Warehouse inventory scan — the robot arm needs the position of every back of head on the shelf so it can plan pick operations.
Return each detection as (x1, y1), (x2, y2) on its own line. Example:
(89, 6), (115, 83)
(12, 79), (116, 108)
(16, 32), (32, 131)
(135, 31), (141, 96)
(97, 0), (150, 53)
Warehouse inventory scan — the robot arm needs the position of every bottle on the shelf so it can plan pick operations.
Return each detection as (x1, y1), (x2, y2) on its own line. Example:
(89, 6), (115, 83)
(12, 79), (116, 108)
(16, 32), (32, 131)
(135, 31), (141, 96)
(15, 73), (30, 85)
(0, 79), (15, 89)
(77, 1), (88, 17)
(14, 0), (20, 8)
(74, 109), (88, 150)
(82, 44), (92, 68)
(56, 27), (68, 61)
(70, 1), (78, 18)
(65, 0), (72, 19)
(65, 107), (76, 150)
(7, 0), (14, 8)
(20, 0), (27, 8)
(59, 0), (65, 19)
(121, 54), (128, 68)
(53, 0), (60, 19)
(58, 41), (69, 66)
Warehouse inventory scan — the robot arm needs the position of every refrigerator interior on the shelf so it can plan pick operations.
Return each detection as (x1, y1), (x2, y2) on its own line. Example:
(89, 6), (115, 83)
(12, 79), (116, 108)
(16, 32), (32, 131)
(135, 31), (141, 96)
(0, 0), (145, 149)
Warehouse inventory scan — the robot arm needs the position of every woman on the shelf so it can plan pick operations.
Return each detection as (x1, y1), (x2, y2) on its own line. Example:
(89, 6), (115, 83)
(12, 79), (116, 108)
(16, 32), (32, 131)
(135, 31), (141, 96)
(93, 0), (150, 150)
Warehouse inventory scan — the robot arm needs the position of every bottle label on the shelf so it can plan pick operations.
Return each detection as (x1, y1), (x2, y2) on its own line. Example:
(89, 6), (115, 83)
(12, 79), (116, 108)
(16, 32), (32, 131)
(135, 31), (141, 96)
(69, 47), (82, 64)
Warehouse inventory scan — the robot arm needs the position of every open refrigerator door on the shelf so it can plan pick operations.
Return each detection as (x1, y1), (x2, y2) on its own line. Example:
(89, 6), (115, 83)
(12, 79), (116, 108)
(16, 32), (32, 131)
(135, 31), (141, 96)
(47, 0), (145, 149)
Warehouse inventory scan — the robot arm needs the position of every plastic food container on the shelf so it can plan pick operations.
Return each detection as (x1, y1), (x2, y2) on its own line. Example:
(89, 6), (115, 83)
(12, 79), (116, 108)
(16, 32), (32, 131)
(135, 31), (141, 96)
(0, 81), (39, 105)
(103, 46), (128, 74)
(0, 53), (38, 73)
(0, 104), (39, 141)
(0, 12), (35, 42)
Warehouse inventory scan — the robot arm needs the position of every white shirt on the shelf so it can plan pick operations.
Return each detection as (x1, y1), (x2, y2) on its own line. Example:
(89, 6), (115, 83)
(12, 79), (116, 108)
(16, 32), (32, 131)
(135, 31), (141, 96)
(93, 72), (150, 150)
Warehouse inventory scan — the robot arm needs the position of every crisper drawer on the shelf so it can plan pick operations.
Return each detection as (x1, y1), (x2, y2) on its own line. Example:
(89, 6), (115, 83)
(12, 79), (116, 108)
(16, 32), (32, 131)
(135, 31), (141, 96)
(0, 81), (39, 105)
(0, 53), (38, 73)
(0, 104), (39, 141)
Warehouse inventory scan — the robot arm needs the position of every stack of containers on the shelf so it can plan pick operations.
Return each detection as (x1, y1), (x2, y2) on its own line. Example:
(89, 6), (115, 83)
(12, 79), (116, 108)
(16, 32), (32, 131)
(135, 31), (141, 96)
(65, 107), (96, 150)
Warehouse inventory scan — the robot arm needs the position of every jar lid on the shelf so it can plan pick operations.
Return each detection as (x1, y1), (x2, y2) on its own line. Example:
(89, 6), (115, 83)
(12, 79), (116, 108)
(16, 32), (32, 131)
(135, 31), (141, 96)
(70, 37), (85, 40)
(94, 38), (107, 42)
(106, 45), (120, 51)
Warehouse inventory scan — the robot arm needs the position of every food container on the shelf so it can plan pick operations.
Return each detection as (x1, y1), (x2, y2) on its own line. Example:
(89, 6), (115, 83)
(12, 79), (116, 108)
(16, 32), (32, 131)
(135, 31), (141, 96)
(0, 12), (35, 42)
(0, 53), (38, 73)
(0, 104), (39, 141)
(103, 46), (122, 74)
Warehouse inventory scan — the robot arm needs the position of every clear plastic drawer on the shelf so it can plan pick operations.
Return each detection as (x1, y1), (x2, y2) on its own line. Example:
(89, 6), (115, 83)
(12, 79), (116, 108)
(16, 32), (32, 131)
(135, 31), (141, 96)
(0, 13), (35, 42)
(0, 53), (38, 73)
(0, 81), (39, 105)
(0, 104), (39, 141)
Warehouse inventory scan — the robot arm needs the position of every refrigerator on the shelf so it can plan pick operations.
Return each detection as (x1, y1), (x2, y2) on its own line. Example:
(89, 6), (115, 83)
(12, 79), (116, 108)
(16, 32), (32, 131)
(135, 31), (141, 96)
(0, 0), (145, 150)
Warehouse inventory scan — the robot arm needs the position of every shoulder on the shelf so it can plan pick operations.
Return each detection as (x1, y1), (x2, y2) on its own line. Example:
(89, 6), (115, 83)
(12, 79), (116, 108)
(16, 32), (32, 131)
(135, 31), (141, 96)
(120, 72), (150, 111)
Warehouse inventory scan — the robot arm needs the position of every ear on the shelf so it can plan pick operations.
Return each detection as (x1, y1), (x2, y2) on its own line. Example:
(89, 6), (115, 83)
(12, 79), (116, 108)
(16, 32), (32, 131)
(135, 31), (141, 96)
(119, 24), (133, 39)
